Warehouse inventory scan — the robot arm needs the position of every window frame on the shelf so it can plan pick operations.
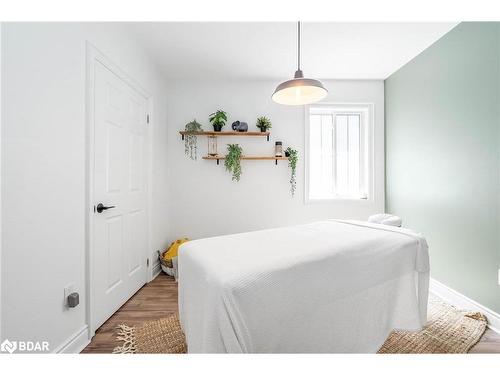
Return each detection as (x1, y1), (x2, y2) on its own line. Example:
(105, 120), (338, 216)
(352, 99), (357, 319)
(304, 103), (375, 204)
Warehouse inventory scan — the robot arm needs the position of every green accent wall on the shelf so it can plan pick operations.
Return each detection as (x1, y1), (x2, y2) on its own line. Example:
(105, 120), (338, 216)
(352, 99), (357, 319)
(385, 22), (500, 313)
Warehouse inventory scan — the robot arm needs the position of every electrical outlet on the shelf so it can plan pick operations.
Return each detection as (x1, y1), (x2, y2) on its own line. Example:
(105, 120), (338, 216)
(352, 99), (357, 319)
(64, 284), (76, 306)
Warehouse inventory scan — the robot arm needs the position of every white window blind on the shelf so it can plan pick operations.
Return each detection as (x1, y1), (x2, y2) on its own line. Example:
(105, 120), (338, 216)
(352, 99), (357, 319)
(308, 105), (371, 200)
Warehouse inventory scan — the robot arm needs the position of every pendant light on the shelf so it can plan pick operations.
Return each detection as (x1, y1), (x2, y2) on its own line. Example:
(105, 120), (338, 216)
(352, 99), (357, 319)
(272, 22), (328, 105)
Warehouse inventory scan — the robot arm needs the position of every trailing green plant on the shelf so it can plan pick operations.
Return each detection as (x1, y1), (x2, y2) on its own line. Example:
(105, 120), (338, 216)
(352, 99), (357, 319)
(285, 147), (298, 196)
(256, 116), (272, 131)
(209, 110), (228, 130)
(184, 119), (203, 160)
(224, 144), (243, 182)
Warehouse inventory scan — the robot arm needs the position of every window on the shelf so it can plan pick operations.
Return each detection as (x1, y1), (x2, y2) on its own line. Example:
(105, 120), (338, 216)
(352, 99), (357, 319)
(307, 104), (373, 201)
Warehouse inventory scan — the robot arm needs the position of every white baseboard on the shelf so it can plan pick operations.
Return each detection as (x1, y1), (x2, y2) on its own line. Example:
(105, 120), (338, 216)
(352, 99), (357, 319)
(430, 278), (500, 334)
(152, 261), (161, 279)
(54, 325), (90, 353)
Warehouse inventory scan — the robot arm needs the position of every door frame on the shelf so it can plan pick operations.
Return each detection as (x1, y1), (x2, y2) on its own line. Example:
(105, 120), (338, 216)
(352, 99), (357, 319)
(85, 42), (154, 337)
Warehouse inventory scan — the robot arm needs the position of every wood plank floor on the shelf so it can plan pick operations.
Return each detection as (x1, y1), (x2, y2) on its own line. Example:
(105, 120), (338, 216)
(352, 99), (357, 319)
(82, 273), (500, 354)
(82, 273), (178, 353)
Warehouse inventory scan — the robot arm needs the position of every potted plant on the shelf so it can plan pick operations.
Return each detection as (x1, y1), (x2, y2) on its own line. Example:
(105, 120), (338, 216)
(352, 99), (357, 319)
(285, 147), (298, 196)
(256, 116), (272, 132)
(209, 110), (228, 132)
(224, 144), (243, 182)
(184, 119), (203, 160)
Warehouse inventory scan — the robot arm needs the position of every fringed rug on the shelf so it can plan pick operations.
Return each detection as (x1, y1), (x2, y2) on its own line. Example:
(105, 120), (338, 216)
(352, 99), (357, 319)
(113, 314), (187, 354)
(378, 295), (487, 353)
(113, 296), (487, 354)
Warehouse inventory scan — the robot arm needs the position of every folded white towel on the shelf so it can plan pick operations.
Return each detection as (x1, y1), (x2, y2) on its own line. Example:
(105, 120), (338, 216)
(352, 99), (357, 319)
(368, 213), (402, 227)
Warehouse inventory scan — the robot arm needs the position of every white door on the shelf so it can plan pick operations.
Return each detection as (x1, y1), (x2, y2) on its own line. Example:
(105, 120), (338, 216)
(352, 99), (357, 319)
(92, 60), (149, 330)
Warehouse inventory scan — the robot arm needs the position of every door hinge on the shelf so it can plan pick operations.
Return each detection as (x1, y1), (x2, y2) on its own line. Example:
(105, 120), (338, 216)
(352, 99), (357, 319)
(146, 114), (150, 124)
(147, 258), (150, 267)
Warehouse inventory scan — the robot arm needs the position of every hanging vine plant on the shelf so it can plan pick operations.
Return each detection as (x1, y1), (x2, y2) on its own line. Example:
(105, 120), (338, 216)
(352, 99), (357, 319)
(184, 119), (203, 160)
(224, 144), (243, 182)
(285, 147), (298, 196)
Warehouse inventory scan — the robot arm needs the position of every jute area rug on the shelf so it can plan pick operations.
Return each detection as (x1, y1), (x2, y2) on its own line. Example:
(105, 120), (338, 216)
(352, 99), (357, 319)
(113, 295), (487, 354)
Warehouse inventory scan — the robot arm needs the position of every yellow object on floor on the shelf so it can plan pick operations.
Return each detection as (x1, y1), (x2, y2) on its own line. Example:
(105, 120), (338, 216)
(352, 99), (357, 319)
(162, 238), (189, 261)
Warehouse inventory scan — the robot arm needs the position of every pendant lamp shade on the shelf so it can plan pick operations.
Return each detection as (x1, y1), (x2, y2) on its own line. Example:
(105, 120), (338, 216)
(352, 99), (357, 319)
(272, 70), (328, 105)
(272, 22), (328, 105)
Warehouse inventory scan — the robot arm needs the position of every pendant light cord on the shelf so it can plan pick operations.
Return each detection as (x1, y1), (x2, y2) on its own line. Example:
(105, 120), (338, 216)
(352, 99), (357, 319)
(297, 21), (301, 71)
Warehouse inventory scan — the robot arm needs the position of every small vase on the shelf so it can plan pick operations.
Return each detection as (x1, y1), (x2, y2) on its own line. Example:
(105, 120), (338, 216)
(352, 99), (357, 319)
(213, 124), (223, 132)
(259, 128), (267, 133)
(285, 150), (290, 157)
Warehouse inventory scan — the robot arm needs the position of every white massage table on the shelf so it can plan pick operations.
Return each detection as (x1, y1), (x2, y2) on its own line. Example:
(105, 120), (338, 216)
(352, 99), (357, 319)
(178, 220), (429, 353)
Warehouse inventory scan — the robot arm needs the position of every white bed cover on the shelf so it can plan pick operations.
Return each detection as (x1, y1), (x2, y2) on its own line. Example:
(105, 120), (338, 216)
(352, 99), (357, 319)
(178, 220), (429, 353)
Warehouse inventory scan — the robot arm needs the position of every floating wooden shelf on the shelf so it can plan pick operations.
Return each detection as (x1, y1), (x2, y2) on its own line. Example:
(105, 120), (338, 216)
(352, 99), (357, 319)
(180, 131), (270, 141)
(203, 155), (288, 165)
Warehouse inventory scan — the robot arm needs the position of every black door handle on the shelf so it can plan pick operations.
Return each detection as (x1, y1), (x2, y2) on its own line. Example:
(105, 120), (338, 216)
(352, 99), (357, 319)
(96, 203), (116, 213)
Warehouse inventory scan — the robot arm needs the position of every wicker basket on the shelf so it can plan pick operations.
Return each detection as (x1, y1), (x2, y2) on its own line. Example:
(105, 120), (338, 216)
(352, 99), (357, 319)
(158, 250), (173, 268)
(158, 250), (175, 276)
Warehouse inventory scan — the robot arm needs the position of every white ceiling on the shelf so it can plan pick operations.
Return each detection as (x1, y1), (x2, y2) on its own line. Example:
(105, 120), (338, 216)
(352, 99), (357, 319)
(129, 22), (458, 81)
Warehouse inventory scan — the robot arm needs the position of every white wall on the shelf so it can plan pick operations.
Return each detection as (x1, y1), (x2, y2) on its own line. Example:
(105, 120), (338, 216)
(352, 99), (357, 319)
(1, 23), (170, 351)
(165, 79), (384, 239)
